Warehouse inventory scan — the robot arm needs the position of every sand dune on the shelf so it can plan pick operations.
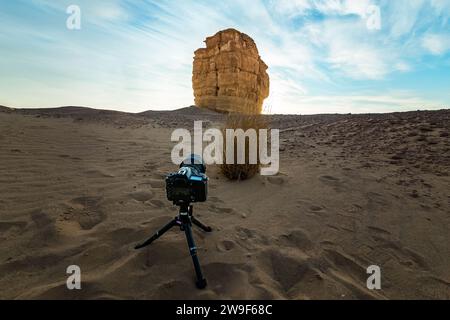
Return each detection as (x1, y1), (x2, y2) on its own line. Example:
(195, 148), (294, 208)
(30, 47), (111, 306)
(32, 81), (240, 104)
(0, 106), (449, 299)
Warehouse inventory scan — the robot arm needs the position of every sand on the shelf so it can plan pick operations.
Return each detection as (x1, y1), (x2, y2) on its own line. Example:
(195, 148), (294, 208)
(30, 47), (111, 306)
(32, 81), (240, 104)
(0, 106), (449, 299)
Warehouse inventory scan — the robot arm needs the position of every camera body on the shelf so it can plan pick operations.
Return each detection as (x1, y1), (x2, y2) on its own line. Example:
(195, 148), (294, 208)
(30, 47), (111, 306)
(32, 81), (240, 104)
(166, 155), (208, 205)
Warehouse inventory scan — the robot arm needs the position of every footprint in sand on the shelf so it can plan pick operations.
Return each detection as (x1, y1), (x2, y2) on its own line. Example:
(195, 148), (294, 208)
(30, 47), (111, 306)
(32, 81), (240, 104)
(369, 231), (429, 270)
(0, 220), (27, 233)
(0, 220), (28, 239)
(29, 209), (58, 244)
(318, 175), (346, 192)
(399, 248), (429, 270)
(31, 209), (54, 228)
(235, 227), (256, 240)
(259, 249), (317, 294)
(200, 262), (256, 298)
(366, 192), (389, 209)
(266, 176), (285, 185)
(278, 229), (314, 251)
(68, 196), (106, 230)
(234, 227), (269, 250)
(307, 205), (326, 215)
(129, 190), (154, 202)
(217, 240), (236, 252)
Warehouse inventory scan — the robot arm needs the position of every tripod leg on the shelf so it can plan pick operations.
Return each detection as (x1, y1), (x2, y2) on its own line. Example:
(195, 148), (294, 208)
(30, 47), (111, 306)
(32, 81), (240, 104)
(183, 222), (207, 289)
(135, 219), (178, 249)
(192, 216), (212, 232)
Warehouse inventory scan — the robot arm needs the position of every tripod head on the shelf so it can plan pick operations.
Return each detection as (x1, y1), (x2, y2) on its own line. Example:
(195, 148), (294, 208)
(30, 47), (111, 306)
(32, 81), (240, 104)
(173, 200), (190, 210)
(176, 203), (193, 225)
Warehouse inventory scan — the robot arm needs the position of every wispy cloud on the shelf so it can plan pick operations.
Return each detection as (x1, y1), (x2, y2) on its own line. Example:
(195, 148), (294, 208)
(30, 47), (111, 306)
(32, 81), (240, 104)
(0, 0), (449, 114)
(422, 33), (450, 55)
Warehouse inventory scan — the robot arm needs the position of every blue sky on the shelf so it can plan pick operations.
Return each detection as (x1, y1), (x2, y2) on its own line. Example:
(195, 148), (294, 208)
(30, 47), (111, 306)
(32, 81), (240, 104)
(0, 0), (449, 114)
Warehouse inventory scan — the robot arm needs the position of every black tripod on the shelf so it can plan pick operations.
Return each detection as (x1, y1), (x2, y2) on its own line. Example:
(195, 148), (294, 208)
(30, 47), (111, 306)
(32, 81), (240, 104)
(135, 204), (212, 289)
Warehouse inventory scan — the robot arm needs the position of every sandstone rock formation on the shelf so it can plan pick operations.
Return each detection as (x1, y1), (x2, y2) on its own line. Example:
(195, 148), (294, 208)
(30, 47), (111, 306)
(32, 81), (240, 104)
(192, 29), (270, 114)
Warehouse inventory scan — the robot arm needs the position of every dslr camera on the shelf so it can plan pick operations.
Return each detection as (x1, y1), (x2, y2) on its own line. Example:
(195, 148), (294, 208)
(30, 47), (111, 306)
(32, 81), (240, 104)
(166, 154), (208, 205)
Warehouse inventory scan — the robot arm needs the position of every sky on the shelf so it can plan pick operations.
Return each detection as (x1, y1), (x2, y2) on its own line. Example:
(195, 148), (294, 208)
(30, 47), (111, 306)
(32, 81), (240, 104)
(0, 0), (449, 114)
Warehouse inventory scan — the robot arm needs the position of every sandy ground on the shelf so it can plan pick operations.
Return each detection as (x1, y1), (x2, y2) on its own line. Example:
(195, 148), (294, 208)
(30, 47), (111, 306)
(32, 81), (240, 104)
(0, 106), (449, 299)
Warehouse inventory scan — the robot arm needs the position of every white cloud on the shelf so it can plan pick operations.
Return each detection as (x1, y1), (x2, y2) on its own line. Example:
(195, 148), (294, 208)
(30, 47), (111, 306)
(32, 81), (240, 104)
(271, 0), (312, 17)
(273, 0), (373, 18)
(394, 61), (411, 72)
(315, 0), (373, 17)
(431, 0), (450, 22)
(384, 0), (427, 38)
(303, 18), (394, 80)
(327, 41), (389, 79)
(422, 33), (450, 55)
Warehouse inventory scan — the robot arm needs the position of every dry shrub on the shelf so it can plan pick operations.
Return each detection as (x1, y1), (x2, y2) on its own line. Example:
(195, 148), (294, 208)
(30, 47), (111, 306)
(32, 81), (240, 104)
(220, 113), (268, 180)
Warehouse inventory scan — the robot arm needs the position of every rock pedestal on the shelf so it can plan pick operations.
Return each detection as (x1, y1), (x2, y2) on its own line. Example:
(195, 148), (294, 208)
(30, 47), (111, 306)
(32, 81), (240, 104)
(192, 29), (270, 114)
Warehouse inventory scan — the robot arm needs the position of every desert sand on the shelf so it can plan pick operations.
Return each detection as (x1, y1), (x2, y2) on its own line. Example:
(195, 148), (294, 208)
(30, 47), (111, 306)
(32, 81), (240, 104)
(0, 106), (449, 299)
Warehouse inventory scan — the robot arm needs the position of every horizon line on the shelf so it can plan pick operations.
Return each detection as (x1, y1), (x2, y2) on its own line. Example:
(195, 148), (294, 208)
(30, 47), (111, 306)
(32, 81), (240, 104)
(1, 104), (449, 117)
